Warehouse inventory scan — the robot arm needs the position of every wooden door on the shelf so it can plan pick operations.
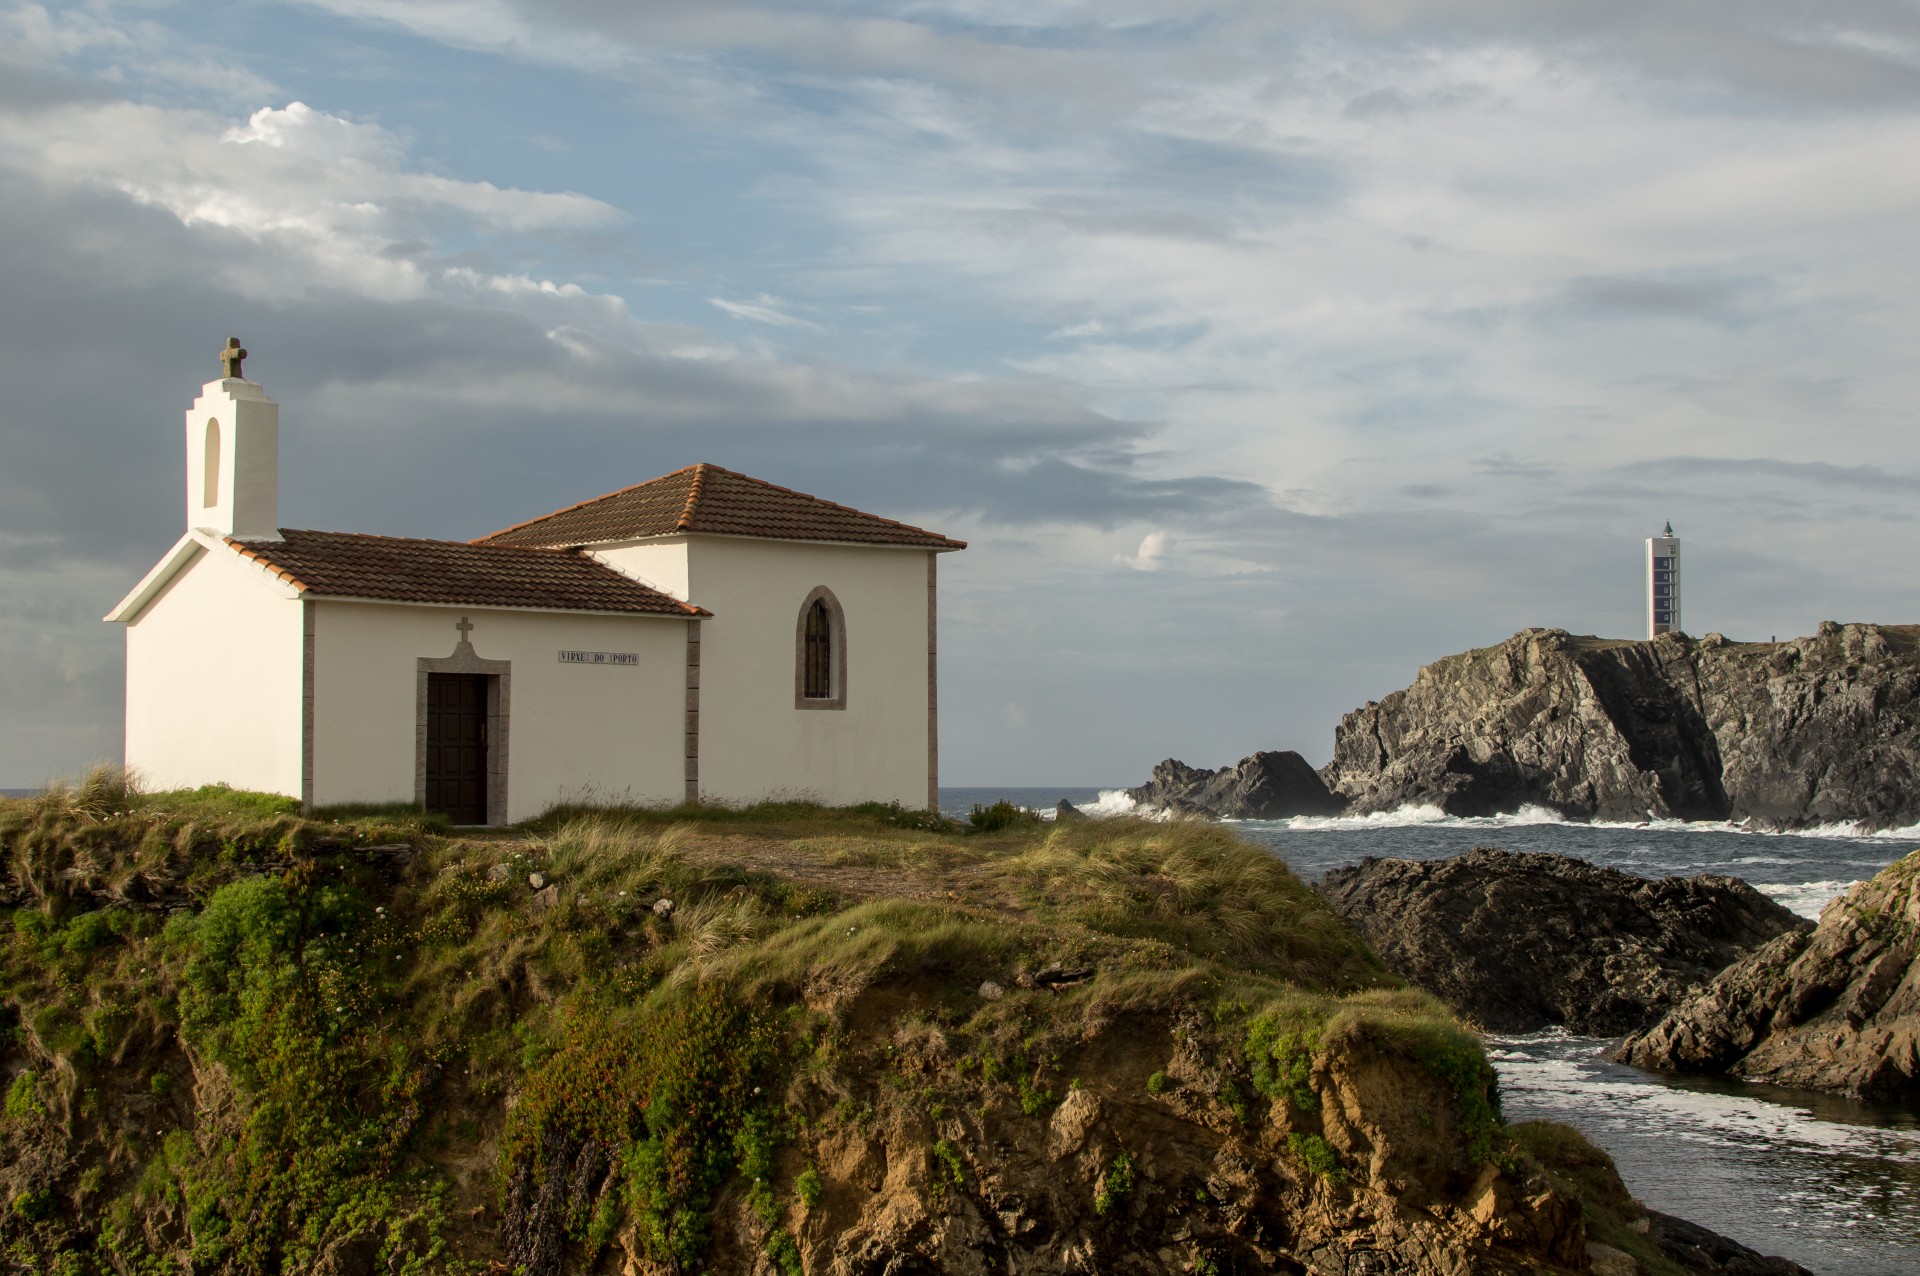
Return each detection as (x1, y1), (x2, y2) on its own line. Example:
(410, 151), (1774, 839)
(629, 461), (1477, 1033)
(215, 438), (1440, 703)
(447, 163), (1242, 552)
(426, 673), (488, 824)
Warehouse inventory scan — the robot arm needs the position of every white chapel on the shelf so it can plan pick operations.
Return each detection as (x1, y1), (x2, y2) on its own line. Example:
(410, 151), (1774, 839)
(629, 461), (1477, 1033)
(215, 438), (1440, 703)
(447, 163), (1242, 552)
(106, 342), (965, 824)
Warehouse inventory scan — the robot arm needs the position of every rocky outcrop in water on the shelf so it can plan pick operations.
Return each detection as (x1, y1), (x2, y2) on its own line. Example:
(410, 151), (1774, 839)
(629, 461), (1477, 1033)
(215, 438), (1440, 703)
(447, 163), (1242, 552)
(1320, 622), (1920, 829)
(1127, 750), (1345, 819)
(1318, 849), (1809, 1034)
(1615, 849), (1920, 1099)
(1641, 1211), (1815, 1276)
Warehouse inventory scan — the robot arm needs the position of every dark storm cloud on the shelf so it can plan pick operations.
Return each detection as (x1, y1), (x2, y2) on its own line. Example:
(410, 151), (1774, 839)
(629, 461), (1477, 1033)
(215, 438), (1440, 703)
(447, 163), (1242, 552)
(0, 163), (1267, 558)
(11, 1), (1920, 790)
(0, 73), (1288, 782)
(1607, 456), (1920, 494)
(1473, 454), (1556, 480)
(1558, 274), (1765, 322)
(321, 0), (1920, 113)
(1312, 0), (1920, 108)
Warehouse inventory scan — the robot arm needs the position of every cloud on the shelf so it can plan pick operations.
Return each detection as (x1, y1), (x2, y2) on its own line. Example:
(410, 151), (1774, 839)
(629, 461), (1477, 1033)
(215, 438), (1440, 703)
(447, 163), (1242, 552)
(7, 0), (1920, 789)
(708, 294), (822, 330)
(0, 97), (626, 305)
(2, 2), (281, 104)
(1607, 456), (1920, 493)
(1118, 529), (1175, 571)
(1557, 274), (1765, 322)
(1473, 454), (1556, 480)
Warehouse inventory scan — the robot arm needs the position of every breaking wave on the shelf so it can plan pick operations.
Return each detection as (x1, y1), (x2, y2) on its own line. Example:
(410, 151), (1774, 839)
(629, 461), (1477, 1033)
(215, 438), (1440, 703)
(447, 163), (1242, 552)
(1080, 789), (1149, 818)
(1227, 803), (1920, 841)
(1247, 803), (1569, 831)
(1756, 879), (1863, 920)
(1031, 789), (1155, 821)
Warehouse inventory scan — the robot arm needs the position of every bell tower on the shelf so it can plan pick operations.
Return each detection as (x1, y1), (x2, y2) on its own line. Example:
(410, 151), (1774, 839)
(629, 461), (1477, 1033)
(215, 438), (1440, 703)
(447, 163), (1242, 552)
(185, 337), (280, 541)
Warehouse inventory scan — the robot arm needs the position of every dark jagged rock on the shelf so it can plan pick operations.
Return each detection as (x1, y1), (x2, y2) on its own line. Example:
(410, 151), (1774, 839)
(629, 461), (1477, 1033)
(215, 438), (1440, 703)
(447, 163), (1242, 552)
(1127, 750), (1346, 819)
(1320, 623), (1920, 829)
(1615, 849), (1920, 1098)
(1053, 799), (1086, 821)
(1318, 848), (1809, 1034)
(1644, 1211), (1815, 1275)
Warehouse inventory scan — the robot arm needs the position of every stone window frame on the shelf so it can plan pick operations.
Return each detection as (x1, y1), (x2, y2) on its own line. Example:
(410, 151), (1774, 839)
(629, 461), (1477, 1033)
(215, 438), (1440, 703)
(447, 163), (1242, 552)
(794, 585), (847, 710)
(416, 630), (512, 826)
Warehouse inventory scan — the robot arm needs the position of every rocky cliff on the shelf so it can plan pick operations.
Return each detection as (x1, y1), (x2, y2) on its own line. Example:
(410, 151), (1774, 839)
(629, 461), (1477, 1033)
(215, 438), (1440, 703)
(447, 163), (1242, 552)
(0, 779), (1807, 1275)
(1127, 751), (1346, 820)
(1321, 622), (1920, 828)
(1318, 849), (1810, 1034)
(1615, 849), (1920, 1099)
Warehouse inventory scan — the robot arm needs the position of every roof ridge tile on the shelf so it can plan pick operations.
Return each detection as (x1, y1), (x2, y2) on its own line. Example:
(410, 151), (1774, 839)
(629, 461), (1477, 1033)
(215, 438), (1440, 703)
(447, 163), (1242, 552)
(677, 462), (710, 532)
(473, 463), (964, 551)
(220, 528), (708, 616)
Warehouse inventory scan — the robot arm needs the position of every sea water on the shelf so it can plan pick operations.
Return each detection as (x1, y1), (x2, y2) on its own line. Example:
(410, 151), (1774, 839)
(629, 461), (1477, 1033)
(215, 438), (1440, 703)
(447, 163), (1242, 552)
(940, 787), (1920, 1275)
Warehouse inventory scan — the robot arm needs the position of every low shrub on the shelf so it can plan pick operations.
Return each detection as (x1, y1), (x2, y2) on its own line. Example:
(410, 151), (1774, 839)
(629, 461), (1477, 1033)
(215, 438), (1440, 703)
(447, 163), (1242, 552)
(1287, 1133), (1343, 1182)
(968, 800), (1039, 832)
(1092, 1151), (1134, 1215)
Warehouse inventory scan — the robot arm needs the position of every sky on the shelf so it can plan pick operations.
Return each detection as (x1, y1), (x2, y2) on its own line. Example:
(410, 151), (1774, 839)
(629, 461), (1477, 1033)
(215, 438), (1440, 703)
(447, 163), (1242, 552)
(3, 1), (1919, 788)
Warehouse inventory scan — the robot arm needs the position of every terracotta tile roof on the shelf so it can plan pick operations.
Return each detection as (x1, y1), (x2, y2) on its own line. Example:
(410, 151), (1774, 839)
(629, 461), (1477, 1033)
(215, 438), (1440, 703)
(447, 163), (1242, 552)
(226, 529), (706, 616)
(473, 463), (966, 551)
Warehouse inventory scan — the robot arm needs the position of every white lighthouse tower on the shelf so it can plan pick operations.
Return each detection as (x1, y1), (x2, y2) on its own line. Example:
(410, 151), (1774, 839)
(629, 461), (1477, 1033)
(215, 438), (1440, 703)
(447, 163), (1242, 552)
(1646, 522), (1680, 638)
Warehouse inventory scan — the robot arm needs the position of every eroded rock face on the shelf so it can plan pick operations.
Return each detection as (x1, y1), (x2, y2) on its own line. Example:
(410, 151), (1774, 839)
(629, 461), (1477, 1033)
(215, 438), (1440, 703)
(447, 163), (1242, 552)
(1320, 623), (1920, 829)
(1615, 850), (1920, 1099)
(1128, 751), (1346, 820)
(1318, 849), (1809, 1034)
(755, 1003), (1587, 1276)
(713, 992), (1807, 1276)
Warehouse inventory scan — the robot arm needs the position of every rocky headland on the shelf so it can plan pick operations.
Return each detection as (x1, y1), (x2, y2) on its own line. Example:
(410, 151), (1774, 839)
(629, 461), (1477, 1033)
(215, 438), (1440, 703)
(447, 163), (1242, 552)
(0, 778), (1809, 1275)
(1323, 622), (1920, 829)
(1126, 751), (1344, 820)
(1615, 849), (1920, 1099)
(1318, 849), (1809, 1034)
(1131, 622), (1920, 830)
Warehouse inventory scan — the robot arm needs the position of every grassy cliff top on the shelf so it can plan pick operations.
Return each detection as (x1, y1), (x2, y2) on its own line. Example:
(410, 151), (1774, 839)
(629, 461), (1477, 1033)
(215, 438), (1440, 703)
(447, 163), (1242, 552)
(0, 775), (1637, 1275)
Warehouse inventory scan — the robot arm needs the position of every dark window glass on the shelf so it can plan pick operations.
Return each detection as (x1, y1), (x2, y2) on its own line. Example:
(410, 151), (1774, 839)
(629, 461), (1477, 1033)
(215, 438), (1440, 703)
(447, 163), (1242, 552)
(804, 599), (832, 698)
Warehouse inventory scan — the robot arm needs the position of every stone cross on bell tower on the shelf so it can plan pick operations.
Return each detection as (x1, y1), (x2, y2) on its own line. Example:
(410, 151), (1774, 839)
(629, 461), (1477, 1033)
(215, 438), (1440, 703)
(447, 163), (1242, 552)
(218, 337), (248, 380)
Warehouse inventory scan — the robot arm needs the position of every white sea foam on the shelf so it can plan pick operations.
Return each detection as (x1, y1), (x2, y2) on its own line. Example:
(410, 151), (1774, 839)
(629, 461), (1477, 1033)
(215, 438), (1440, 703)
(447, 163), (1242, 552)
(1489, 1029), (1920, 1163)
(1233, 800), (1920, 841)
(1082, 788), (1149, 818)
(1254, 803), (1571, 831)
(1033, 789), (1156, 821)
(1757, 879), (1862, 920)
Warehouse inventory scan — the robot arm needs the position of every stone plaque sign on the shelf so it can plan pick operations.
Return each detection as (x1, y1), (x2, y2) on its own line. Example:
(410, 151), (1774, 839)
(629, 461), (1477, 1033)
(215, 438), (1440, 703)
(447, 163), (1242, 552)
(558, 650), (639, 667)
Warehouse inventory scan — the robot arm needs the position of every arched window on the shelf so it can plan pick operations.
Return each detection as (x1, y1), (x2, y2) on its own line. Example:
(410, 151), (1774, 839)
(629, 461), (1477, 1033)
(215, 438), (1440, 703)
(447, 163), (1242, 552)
(203, 419), (222, 508)
(795, 587), (846, 709)
(804, 600), (832, 698)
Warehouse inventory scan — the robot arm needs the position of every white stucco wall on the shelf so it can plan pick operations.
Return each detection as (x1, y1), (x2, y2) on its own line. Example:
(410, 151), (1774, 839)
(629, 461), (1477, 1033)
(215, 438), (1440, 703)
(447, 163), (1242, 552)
(309, 602), (688, 821)
(588, 539), (692, 600)
(686, 538), (934, 808)
(124, 545), (305, 796)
